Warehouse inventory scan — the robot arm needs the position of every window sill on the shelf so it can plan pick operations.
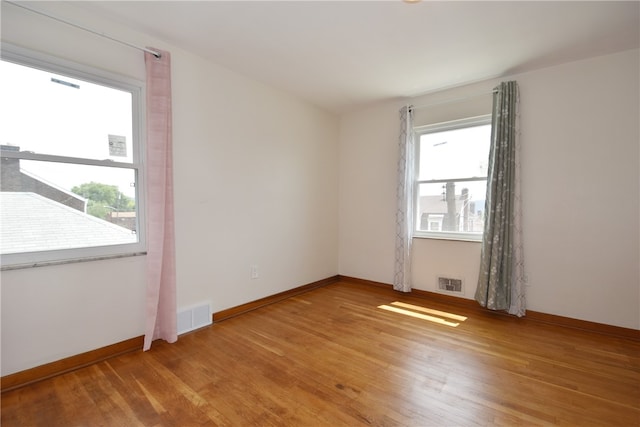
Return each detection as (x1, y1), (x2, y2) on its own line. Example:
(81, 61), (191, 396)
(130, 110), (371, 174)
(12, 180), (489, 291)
(412, 234), (482, 243)
(1, 252), (147, 271)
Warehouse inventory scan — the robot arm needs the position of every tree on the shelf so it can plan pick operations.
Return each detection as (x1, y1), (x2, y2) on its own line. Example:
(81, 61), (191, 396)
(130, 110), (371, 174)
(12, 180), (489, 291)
(71, 182), (135, 220)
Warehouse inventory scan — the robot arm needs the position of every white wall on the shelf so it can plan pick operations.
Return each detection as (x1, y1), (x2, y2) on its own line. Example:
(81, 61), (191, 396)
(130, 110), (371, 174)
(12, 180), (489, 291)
(339, 49), (639, 330)
(1, 2), (339, 376)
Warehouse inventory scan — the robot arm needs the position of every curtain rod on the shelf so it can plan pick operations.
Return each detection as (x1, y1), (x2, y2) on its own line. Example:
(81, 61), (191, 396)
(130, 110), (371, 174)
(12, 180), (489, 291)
(410, 88), (498, 111)
(5, 1), (161, 59)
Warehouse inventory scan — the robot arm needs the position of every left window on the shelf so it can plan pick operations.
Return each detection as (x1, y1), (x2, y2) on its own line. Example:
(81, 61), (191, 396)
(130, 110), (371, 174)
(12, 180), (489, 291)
(0, 46), (145, 267)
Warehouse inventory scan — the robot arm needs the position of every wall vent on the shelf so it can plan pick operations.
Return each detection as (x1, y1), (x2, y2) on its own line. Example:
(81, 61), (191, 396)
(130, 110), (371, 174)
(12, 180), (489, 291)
(437, 276), (464, 294)
(177, 303), (212, 335)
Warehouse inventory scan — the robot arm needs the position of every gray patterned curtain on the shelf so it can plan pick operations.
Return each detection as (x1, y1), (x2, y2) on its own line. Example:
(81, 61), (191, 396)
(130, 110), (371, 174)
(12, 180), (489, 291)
(393, 106), (414, 292)
(475, 81), (525, 316)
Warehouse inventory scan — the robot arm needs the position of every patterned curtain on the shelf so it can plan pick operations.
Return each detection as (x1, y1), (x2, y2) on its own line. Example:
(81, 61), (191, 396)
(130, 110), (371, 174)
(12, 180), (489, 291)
(393, 106), (414, 292)
(143, 48), (178, 350)
(475, 81), (525, 316)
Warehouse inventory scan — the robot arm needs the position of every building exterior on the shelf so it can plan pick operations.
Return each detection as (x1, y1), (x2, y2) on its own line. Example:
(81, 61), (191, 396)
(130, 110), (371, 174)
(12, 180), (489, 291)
(1, 145), (87, 212)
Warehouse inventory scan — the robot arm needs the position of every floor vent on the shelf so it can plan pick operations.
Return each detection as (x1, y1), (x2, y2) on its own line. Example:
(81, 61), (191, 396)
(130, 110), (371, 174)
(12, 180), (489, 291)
(437, 276), (464, 294)
(177, 303), (212, 335)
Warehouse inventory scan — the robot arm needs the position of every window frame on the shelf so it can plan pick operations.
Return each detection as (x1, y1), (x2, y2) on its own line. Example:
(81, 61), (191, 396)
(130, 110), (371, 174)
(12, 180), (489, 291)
(0, 44), (147, 268)
(413, 115), (491, 242)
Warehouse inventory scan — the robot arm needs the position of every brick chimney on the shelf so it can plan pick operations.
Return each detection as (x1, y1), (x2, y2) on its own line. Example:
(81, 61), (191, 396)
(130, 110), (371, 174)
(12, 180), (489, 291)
(1, 145), (22, 191)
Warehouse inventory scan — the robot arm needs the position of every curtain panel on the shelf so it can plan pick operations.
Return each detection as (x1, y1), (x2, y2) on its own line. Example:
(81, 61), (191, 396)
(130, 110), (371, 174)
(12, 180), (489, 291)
(393, 106), (415, 292)
(143, 48), (178, 350)
(475, 81), (525, 316)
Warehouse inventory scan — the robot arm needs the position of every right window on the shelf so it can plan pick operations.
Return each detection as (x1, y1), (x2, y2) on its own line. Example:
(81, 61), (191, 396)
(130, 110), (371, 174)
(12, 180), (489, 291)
(414, 115), (491, 241)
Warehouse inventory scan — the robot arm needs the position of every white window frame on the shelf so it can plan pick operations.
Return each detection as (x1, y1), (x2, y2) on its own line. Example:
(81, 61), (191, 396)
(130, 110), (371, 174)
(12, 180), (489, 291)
(0, 44), (146, 268)
(413, 115), (491, 242)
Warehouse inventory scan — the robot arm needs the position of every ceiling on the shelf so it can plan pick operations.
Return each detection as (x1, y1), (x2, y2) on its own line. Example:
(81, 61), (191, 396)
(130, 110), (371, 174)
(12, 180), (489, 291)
(75, 1), (639, 114)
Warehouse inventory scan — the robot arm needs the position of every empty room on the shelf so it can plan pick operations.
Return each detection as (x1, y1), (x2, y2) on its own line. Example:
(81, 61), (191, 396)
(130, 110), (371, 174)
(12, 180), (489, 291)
(1, 1), (638, 426)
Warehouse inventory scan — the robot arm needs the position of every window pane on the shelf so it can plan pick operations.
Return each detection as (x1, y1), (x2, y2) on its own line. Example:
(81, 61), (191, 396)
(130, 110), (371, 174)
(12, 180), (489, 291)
(417, 181), (486, 233)
(418, 124), (490, 181)
(1, 159), (138, 255)
(0, 60), (133, 163)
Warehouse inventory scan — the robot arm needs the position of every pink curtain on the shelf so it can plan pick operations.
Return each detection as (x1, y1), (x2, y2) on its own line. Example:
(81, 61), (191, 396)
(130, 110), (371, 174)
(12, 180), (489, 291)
(143, 48), (177, 351)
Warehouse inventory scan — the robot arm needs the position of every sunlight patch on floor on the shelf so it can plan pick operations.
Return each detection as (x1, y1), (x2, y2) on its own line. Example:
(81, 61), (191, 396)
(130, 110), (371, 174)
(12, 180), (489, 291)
(377, 301), (468, 327)
(390, 301), (468, 321)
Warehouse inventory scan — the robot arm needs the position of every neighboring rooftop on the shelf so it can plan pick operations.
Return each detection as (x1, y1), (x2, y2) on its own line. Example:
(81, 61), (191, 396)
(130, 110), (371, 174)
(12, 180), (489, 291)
(0, 192), (136, 254)
(419, 195), (484, 216)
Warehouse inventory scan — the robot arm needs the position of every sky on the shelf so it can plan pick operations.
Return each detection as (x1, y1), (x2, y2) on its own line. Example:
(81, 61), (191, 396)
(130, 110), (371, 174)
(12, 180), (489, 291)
(418, 123), (490, 203)
(419, 124), (490, 182)
(0, 59), (137, 199)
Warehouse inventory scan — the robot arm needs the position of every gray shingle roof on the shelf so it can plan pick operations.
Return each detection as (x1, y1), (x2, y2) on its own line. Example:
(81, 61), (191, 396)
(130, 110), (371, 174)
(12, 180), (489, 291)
(1, 192), (136, 254)
(419, 195), (485, 215)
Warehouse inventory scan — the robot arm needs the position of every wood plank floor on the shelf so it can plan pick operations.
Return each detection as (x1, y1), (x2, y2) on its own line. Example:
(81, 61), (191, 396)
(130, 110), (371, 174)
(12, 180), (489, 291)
(2, 281), (639, 426)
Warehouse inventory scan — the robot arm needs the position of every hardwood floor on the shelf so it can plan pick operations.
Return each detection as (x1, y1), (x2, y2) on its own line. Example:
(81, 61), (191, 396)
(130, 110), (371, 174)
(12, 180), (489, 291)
(2, 281), (639, 426)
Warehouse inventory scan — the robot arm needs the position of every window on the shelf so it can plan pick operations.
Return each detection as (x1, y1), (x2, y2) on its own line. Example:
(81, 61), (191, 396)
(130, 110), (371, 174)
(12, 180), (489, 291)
(414, 115), (491, 241)
(0, 46), (145, 267)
